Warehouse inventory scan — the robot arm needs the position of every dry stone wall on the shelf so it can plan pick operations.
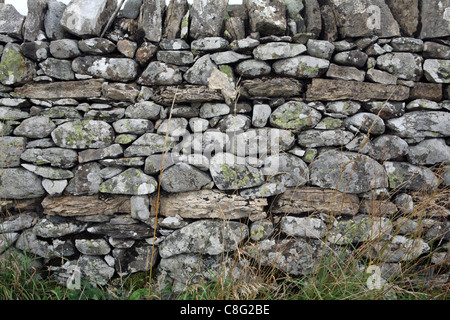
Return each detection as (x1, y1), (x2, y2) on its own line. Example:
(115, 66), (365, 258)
(0, 0), (449, 291)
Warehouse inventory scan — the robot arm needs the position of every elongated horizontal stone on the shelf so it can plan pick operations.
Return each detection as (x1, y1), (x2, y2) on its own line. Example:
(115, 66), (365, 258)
(306, 79), (410, 101)
(15, 79), (104, 99)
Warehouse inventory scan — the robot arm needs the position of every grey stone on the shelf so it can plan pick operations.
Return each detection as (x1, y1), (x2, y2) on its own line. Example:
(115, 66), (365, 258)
(326, 0), (400, 38)
(113, 244), (158, 276)
(423, 42), (450, 60)
(326, 64), (365, 82)
(60, 0), (117, 37)
(231, 38), (260, 53)
(252, 104), (272, 128)
(386, 111), (450, 141)
(75, 239), (111, 256)
(423, 59), (450, 84)
(99, 168), (158, 195)
(189, 130), (230, 157)
(0, 212), (37, 233)
(385, 0), (419, 37)
(159, 39), (190, 50)
(144, 152), (175, 175)
(72, 56), (138, 82)
(76, 255), (115, 285)
(34, 217), (87, 238)
(184, 54), (217, 85)
(0, 136), (26, 168)
(269, 101), (322, 132)
(0, 233), (20, 254)
(376, 53), (423, 81)
(112, 119), (154, 135)
(406, 99), (440, 111)
(23, 0), (48, 42)
(310, 150), (388, 194)
(246, 0), (287, 36)
(366, 68), (397, 85)
(390, 38), (423, 52)
(273, 55), (330, 78)
(0, 44), (36, 86)
(14, 116), (55, 139)
(42, 179), (68, 196)
(16, 229), (74, 259)
(159, 219), (249, 258)
(21, 163), (73, 180)
(78, 38), (116, 55)
(298, 129), (354, 147)
(49, 39), (80, 59)
(78, 144), (123, 163)
(344, 112), (385, 135)
(125, 101), (162, 120)
(191, 37), (230, 52)
(44, 0), (68, 40)
(306, 39), (335, 60)
(407, 139), (450, 166)
(333, 50), (368, 68)
(157, 118), (188, 137)
(253, 42), (306, 60)
(20, 41), (49, 62)
(209, 152), (265, 191)
(362, 101), (405, 120)
(324, 101), (361, 118)
(384, 161), (439, 191)
(130, 195), (150, 222)
(51, 120), (114, 149)
(369, 135), (409, 161)
(216, 114), (251, 133)
(139, 0), (165, 42)
(20, 147), (78, 168)
(157, 50), (194, 66)
(161, 163), (212, 193)
(365, 235), (429, 263)
(189, 0), (228, 39)
(138, 61), (182, 85)
(162, 0), (189, 39)
(210, 51), (251, 65)
(262, 153), (309, 187)
(39, 58), (75, 80)
(0, 107), (29, 121)
(121, 0), (143, 19)
(199, 103), (230, 119)
(235, 59), (272, 78)
(0, 4), (25, 39)
(124, 133), (176, 157)
(420, 0), (450, 39)
(281, 216), (326, 239)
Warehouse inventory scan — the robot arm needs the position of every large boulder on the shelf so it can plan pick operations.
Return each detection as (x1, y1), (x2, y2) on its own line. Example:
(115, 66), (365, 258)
(310, 150), (388, 194)
(60, 0), (117, 37)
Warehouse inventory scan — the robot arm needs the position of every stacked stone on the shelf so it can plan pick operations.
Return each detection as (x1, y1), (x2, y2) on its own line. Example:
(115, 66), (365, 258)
(0, 0), (449, 289)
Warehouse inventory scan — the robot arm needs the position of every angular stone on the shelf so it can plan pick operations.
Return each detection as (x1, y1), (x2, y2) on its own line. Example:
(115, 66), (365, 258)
(16, 229), (74, 259)
(155, 85), (223, 105)
(326, 64), (365, 82)
(298, 129), (354, 147)
(0, 136), (26, 168)
(390, 37), (423, 53)
(39, 58), (75, 81)
(246, 0), (287, 36)
(406, 99), (440, 111)
(0, 168), (45, 199)
(49, 39), (80, 59)
(60, 0), (117, 37)
(44, 0), (68, 40)
(130, 195), (150, 222)
(121, 0), (143, 19)
(384, 161), (439, 191)
(419, 0), (450, 39)
(75, 255), (115, 285)
(344, 112), (385, 135)
(320, 4), (339, 42)
(231, 38), (260, 53)
(269, 101), (322, 132)
(139, 0), (165, 42)
(0, 4), (25, 39)
(252, 104), (272, 128)
(135, 42), (158, 65)
(99, 168), (158, 195)
(209, 152), (264, 191)
(20, 147), (78, 168)
(306, 79), (410, 101)
(189, 0), (228, 39)
(184, 54), (217, 85)
(304, 0), (322, 37)
(112, 119), (154, 135)
(113, 244), (158, 276)
(407, 139), (450, 166)
(16, 79), (104, 100)
(423, 59), (450, 84)
(78, 38), (116, 55)
(216, 114), (251, 133)
(78, 144), (123, 163)
(117, 39), (137, 58)
(191, 37), (230, 52)
(333, 50), (368, 68)
(20, 41), (49, 62)
(386, 111), (450, 140)
(34, 217), (87, 238)
(253, 42), (306, 60)
(310, 150), (388, 194)
(262, 153), (309, 187)
(324, 100), (361, 118)
(385, 0), (419, 37)
(137, 61), (182, 85)
(157, 50), (194, 66)
(163, 0), (189, 39)
(410, 83), (443, 101)
(22, 0), (48, 42)
(102, 82), (140, 103)
(42, 179), (68, 196)
(160, 163), (212, 193)
(0, 44), (36, 86)
(241, 77), (302, 98)
(366, 68), (397, 85)
(423, 42), (450, 60)
(125, 101), (162, 120)
(75, 239), (111, 256)
(327, 0), (400, 38)
(51, 120), (114, 149)
(124, 133), (176, 157)
(281, 216), (326, 239)
(376, 53), (423, 81)
(21, 163), (73, 180)
(369, 135), (409, 161)
(159, 219), (249, 258)
(365, 235), (430, 263)
(157, 118), (188, 137)
(0, 107), (29, 121)
(273, 55), (329, 78)
(210, 51), (251, 65)
(42, 194), (131, 216)
(72, 56), (138, 82)
(0, 212), (37, 234)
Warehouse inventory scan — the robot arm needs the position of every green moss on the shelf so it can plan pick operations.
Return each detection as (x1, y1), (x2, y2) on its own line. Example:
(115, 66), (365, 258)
(272, 103), (315, 131)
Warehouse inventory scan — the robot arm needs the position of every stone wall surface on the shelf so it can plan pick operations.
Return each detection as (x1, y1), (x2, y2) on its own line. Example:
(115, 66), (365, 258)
(0, 0), (449, 291)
